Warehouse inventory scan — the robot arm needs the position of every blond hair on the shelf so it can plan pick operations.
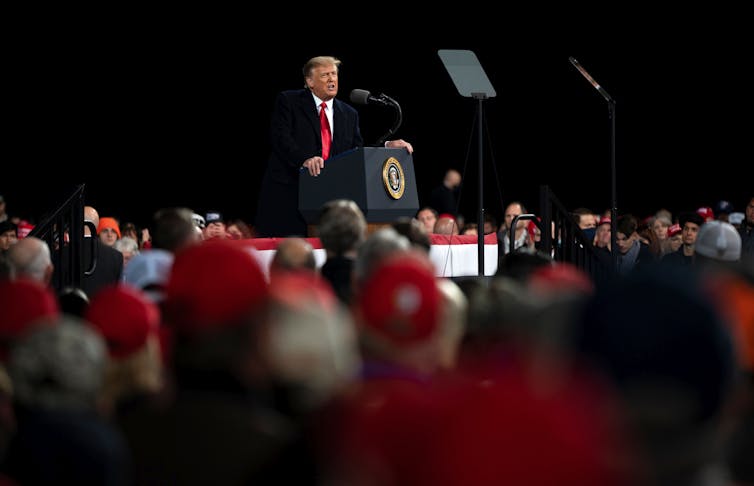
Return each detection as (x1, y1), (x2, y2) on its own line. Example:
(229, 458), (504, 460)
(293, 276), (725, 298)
(302, 56), (341, 84)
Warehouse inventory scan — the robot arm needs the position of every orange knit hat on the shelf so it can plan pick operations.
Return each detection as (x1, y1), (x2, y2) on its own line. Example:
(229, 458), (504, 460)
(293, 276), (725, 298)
(98, 217), (121, 239)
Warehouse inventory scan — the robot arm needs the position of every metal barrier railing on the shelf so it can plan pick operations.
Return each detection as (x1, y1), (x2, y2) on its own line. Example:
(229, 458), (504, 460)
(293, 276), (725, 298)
(536, 185), (614, 287)
(27, 184), (95, 291)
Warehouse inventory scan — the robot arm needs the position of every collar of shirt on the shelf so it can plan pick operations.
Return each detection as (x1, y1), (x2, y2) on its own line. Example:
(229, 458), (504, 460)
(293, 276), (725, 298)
(312, 94), (334, 133)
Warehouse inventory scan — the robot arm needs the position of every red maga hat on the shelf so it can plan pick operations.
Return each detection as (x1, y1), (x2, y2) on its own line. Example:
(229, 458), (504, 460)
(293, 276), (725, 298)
(86, 285), (160, 358)
(357, 255), (440, 345)
(164, 240), (268, 334)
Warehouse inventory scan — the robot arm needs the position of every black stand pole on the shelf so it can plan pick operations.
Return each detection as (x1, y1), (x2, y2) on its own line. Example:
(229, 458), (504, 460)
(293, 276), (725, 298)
(569, 57), (617, 274)
(473, 93), (487, 275)
(609, 102), (617, 274)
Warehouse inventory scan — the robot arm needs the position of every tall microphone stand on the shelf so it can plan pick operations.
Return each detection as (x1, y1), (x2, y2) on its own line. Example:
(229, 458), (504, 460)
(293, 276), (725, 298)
(569, 57), (618, 274)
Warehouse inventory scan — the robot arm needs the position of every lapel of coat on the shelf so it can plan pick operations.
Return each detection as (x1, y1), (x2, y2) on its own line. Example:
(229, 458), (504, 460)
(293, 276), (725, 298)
(300, 89), (320, 138)
(331, 99), (346, 152)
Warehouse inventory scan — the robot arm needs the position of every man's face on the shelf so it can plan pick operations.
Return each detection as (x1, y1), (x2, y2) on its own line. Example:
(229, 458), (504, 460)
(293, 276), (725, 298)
(682, 222), (700, 246)
(306, 63), (338, 101)
(504, 204), (524, 229)
(417, 210), (437, 233)
(746, 198), (754, 224)
(615, 232), (633, 254)
(203, 222), (227, 239)
(578, 215), (596, 230)
(227, 224), (243, 240)
(99, 228), (118, 247)
(595, 223), (611, 246)
(0, 229), (17, 251)
(669, 234), (683, 252)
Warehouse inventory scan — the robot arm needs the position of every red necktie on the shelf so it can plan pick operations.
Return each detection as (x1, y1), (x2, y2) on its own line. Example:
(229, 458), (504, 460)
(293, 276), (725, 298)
(320, 102), (332, 160)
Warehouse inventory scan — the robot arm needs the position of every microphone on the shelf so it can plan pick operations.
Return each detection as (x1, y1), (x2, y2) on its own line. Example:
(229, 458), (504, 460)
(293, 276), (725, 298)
(569, 57), (614, 104)
(349, 89), (392, 106)
(349, 89), (403, 146)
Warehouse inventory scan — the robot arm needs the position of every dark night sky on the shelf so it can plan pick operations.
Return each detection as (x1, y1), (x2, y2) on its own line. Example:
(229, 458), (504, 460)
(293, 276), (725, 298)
(5, 17), (751, 229)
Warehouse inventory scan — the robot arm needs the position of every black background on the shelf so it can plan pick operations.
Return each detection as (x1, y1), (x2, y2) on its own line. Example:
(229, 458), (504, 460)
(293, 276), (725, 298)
(5, 15), (751, 229)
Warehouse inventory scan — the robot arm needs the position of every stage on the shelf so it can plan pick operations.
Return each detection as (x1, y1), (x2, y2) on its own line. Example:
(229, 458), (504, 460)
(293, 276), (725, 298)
(243, 233), (498, 279)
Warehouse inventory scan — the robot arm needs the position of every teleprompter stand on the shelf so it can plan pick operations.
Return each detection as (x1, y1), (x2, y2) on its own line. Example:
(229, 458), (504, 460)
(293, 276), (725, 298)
(438, 50), (497, 276)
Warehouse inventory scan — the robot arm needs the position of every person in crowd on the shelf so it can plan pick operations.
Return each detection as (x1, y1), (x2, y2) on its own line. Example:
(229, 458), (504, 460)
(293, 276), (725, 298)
(729, 211), (745, 229)
(694, 220), (742, 265)
(3, 317), (130, 484)
(572, 207), (597, 243)
(651, 213), (673, 256)
(667, 223), (683, 253)
(114, 237), (139, 268)
(573, 266), (738, 485)
(697, 206), (715, 223)
(318, 199), (367, 305)
(429, 169), (462, 217)
(0, 253), (14, 280)
(5, 237), (54, 285)
(499, 201), (532, 254)
(226, 219), (254, 240)
(255, 55), (412, 237)
(715, 200), (734, 223)
(123, 207), (198, 304)
(739, 196), (754, 258)
(98, 217), (121, 247)
(662, 211), (705, 267)
(461, 222), (478, 235)
(190, 213), (205, 239)
(85, 285), (164, 417)
(119, 240), (311, 484)
(0, 221), (17, 254)
(270, 238), (317, 275)
(416, 207), (438, 234)
(392, 217), (431, 254)
(593, 215), (611, 251)
(81, 206), (123, 298)
(58, 286), (90, 317)
(615, 214), (655, 275)
(352, 227), (412, 288)
(0, 194), (7, 223)
(433, 213), (459, 236)
(202, 211), (227, 240)
(483, 213), (498, 235)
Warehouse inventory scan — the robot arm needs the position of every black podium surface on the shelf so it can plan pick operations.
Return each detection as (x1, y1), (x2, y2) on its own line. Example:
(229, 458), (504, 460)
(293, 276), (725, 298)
(299, 147), (419, 224)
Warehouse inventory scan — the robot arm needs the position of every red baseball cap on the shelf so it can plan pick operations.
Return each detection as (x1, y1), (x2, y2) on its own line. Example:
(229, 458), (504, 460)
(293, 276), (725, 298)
(0, 279), (59, 360)
(164, 240), (268, 334)
(357, 255), (440, 345)
(86, 285), (160, 358)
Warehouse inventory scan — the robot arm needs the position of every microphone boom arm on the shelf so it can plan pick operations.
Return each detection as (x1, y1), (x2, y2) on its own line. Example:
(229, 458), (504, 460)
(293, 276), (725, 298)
(374, 94), (403, 146)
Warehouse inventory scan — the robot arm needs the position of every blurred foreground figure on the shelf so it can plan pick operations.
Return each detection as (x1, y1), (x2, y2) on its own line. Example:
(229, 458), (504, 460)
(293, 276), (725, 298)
(574, 265), (738, 485)
(118, 240), (313, 485)
(3, 318), (129, 485)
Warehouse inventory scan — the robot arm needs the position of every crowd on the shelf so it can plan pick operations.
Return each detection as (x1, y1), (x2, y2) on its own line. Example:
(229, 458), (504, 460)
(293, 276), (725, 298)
(0, 188), (753, 484)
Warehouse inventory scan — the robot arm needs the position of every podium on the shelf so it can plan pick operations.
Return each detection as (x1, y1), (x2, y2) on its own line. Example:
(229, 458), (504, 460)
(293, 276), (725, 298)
(299, 147), (419, 230)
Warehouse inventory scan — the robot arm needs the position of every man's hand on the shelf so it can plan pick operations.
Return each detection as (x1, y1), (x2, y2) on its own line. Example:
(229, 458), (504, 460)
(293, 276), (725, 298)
(386, 139), (414, 154)
(303, 156), (325, 176)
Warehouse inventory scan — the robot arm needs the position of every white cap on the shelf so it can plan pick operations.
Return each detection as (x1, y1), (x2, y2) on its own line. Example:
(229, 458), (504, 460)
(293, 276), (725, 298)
(728, 212), (745, 226)
(695, 221), (742, 262)
(191, 213), (206, 229)
(123, 249), (174, 302)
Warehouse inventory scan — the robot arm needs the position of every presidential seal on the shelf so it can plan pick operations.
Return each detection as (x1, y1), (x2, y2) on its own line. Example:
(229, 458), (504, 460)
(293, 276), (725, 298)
(382, 157), (405, 199)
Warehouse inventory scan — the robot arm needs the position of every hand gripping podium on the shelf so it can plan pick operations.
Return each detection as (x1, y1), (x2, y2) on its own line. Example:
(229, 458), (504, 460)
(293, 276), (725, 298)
(299, 147), (419, 229)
